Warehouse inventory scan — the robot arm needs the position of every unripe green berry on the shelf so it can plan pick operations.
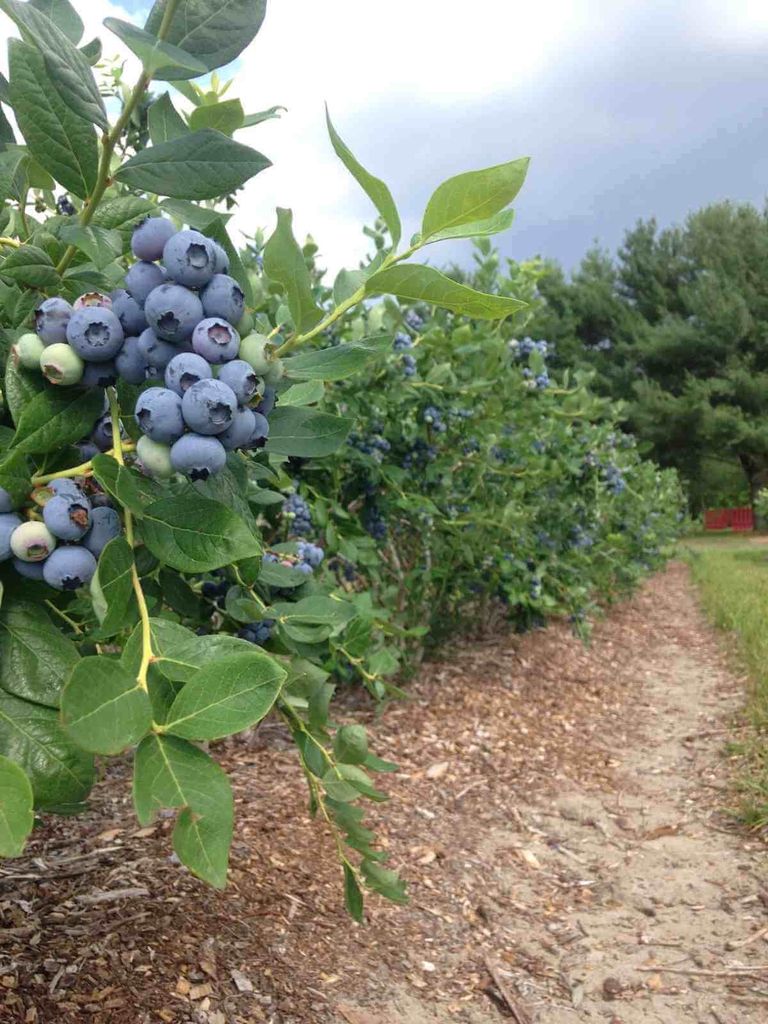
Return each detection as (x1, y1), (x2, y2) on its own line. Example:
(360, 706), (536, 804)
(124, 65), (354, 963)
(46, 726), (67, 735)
(10, 520), (57, 562)
(136, 435), (174, 479)
(235, 310), (254, 336)
(263, 357), (284, 386)
(13, 333), (45, 371)
(40, 344), (84, 386)
(238, 333), (271, 375)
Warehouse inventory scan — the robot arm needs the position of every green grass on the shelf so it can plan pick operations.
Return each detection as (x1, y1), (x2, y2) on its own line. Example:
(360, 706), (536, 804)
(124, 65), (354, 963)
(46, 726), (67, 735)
(683, 534), (768, 827)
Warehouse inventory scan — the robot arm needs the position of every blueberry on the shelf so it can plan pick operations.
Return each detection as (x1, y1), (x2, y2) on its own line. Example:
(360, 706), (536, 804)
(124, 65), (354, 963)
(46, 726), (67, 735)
(181, 378), (237, 435)
(200, 274), (245, 324)
(135, 387), (185, 444)
(35, 297), (73, 346)
(247, 411), (270, 449)
(0, 514), (24, 561)
(217, 359), (259, 405)
(76, 441), (100, 462)
(81, 361), (117, 388)
(49, 478), (82, 497)
(56, 194), (76, 216)
(43, 546), (97, 591)
(170, 433), (227, 481)
(111, 289), (148, 336)
(132, 216), (178, 262)
(12, 333), (45, 370)
(239, 333), (271, 374)
(91, 413), (115, 452)
(10, 520), (57, 562)
(82, 506), (121, 557)
(115, 335), (148, 384)
(138, 327), (178, 377)
(212, 241), (230, 275)
(43, 492), (92, 541)
(136, 436), (174, 479)
(219, 407), (256, 450)
(13, 557), (46, 580)
(164, 352), (212, 397)
(191, 317), (240, 364)
(73, 292), (113, 310)
(66, 307), (124, 362)
(125, 261), (166, 307)
(0, 488), (12, 514)
(144, 284), (204, 343)
(254, 388), (277, 417)
(163, 229), (217, 289)
(40, 343), (84, 386)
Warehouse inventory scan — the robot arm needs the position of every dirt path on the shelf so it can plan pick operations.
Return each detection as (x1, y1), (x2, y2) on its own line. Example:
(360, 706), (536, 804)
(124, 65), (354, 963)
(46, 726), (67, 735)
(2, 563), (766, 1024)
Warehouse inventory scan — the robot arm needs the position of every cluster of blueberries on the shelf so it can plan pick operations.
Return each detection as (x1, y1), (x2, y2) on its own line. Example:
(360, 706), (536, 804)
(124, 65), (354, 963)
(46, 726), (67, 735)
(604, 464), (627, 495)
(0, 478), (119, 590)
(522, 367), (550, 390)
(13, 215), (282, 482)
(346, 430), (391, 463)
(509, 338), (551, 391)
(282, 494), (312, 536)
(422, 406), (448, 433)
(363, 503), (387, 541)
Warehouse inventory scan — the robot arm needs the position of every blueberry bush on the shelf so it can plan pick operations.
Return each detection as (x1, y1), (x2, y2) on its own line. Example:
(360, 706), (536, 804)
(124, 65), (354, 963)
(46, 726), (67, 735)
(0, 0), (552, 917)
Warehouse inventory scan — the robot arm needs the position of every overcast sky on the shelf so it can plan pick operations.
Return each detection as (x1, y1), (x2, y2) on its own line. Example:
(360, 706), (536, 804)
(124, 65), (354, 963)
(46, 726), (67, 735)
(3, 1), (767, 282)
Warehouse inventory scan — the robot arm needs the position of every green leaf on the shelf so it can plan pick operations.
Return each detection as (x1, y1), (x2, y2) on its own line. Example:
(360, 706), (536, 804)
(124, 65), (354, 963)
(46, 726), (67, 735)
(7, 40), (97, 200)
(333, 267), (368, 306)
(114, 129), (271, 201)
(92, 536), (139, 638)
(322, 767), (360, 803)
(343, 863), (364, 923)
(263, 208), (323, 335)
(243, 105), (286, 127)
(265, 407), (353, 458)
(189, 98), (244, 136)
(170, 80), (201, 107)
(103, 17), (207, 77)
(283, 336), (390, 382)
(364, 753), (399, 774)
(28, 0), (83, 44)
(365, 264), (527, 320)
(337, 763), (388, 802)
(133, 733), (233, 888)
(144, 0), (267, 81)
(422, 207), (516, 245)
(257, 561), (308, 589)
(0, 754), (33, 857)
(122, 619), (255, 683)
(325, 107), (401, 247)
(334, 724), (368, 765)
(148, 92), (190, 146)
(0, 0), (107, 131)
(269, 596), (357, 633)
(0, 598), (80, 708)
(137, 495), (262, 573)
(4, 361), (42, 426)
(163, 651), (285, 741)
(11, 388), (104, 454)
(0, 688), (94, 809)
(91, 454), (165, 518)
(279, 380), (324, 407)
(80, 37), (101, 65)
(0, 244), (59, 289)
(0, 447), (32, 507)
(421, 157), (529, 242)
(159, 197), (229, 230)
(61, 657), (152, 755)
(59, 225), (122, 270)
(159, 569), (204, 619)
(89, 196), (158, 251)
(360, 859), (408, 904)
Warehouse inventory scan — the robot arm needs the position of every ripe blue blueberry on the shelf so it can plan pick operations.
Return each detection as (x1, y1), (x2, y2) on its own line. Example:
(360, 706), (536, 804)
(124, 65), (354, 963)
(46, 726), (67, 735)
(125, 261), (166, 307)
(35, 297), (73, 346)
(77, 441), (100, 462)
(115, 335), (148, 384)
(144, 284), (204, 343)
(132, 216), (177, 262)
(81, 361), (117, 388)
(10, 521), (57, 562)
(138, 328), (178, 377)
(170, 433), (227, 481)
(43, 546), (97, 591)
(13, 557), (45, 581)
(163, 229), (217, 289)
(135, 387), (185, 444)
(0, 488), (12, 514)
(74, 292), (113, 311)
(219, 407), (256, 450)
(247, 411), (270, 449)
(212, 241), (229, 275)
(43, 491), (92, 541)
(40, 344), (84, 386)
(191, 317), (240, 364)
(254, 388), (277, 417)
(136, 436), (174, 479)
(181, 378), (237, 435)
(111, 289), (148, 336)
(165, 352), (212, 397)
(217, 360), (259, 405)
(82, 506), (121, 558)
(12, 333), (45, 370)
(91, 413), (116, 452)
(49, 478), (82, 497)
(200, 274), (245, 324)
(0, 514), (23, 560)
(66, 307), (124, 362)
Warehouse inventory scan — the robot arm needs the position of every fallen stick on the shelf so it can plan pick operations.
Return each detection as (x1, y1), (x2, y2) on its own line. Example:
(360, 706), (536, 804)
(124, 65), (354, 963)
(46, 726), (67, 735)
(483, 956), (533, 1024)
(725, 926), (768, 951)
(636, 965), (768, 978)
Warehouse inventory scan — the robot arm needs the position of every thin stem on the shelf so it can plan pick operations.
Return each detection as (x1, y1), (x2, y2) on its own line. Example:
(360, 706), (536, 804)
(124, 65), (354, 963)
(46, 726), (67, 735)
(107, 388), (152, 692)
(45, 600), (83, 635)
(0, 237), (20, 247)
(31, 443), (136, 486)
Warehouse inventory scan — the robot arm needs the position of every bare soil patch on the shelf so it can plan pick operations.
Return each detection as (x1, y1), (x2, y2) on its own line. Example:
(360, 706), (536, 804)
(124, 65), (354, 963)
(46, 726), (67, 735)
(0, 563), (765, 1024)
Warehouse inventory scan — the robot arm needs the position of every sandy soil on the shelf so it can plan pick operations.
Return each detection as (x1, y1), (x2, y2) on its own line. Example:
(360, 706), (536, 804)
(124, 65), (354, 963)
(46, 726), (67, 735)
(0, 562), (765, 1024)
